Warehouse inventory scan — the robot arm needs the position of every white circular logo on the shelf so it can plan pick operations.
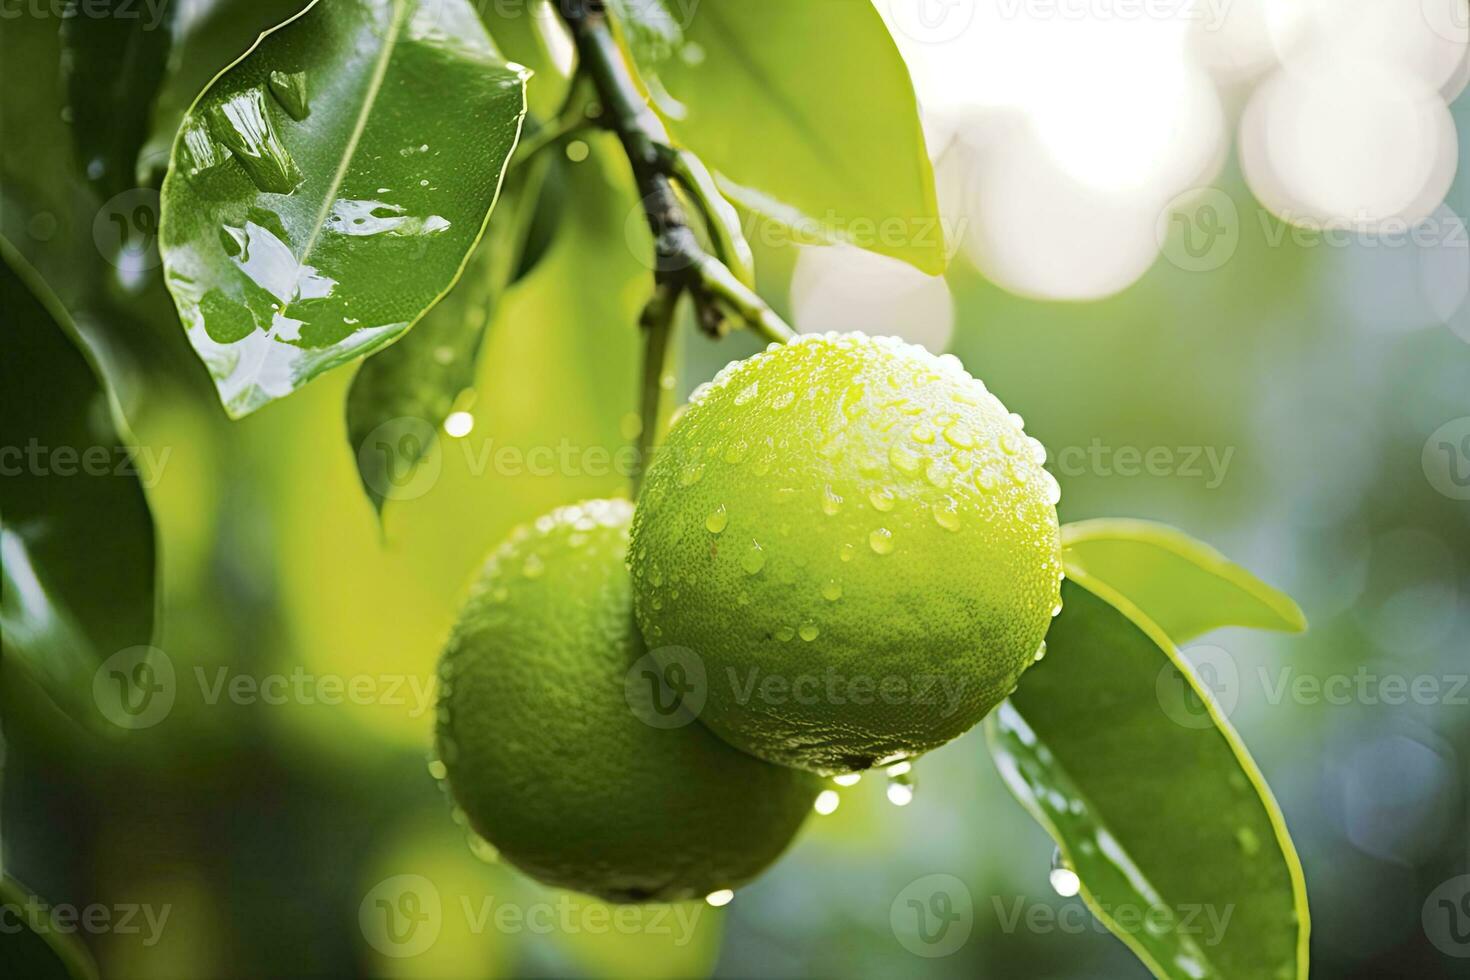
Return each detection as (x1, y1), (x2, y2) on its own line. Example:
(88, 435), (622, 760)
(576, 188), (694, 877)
(1423, 874), (1470, 958)
(1421, 0), (1470, 44)
(625, 645), (706, 728)
(1157, 187), (1240, 273)
(93, 646), (175, 730)
(1156, 644), (1238, 729)
(93, 188), (162, 271)
(357, 417), (443, 502)
(887, 0), (978, 45)
(360, 875), (442, 958)
(890, 873), (974, 957)
(1423, 417), (1470, 501)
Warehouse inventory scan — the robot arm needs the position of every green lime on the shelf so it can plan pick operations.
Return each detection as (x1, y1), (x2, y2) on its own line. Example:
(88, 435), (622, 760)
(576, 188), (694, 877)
(436, 499), (820, 903)
(630, 333), (1063, 774)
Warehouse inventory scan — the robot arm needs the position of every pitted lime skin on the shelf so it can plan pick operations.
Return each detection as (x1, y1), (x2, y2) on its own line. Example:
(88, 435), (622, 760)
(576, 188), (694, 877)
(629, 334), (1063, 775)
(436, 499), (820, 903)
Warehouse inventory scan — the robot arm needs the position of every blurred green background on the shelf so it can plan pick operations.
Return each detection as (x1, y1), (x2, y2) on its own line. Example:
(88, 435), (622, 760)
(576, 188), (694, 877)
(3, 1), (1469, 978)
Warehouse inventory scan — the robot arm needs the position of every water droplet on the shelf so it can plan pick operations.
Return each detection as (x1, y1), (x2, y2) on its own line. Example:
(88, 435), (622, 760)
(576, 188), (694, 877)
(822, 579), (843, 601)
(522, 554), (544, 579)
(734, 381), (758, 406)
(839, 543), (856, 562)
(869, 528), (895, 555)
(741, 541), (766, 575)
(775, 625), (795, 642)
(833, 772), (861, 787)
(679, 461), (705, 486)
(1235, 827), (1261, 856)
(923, 459), (952, 489)
(868, 488), (896, 512)
(1049, 850), (1081, 897)
(1051, 601), (1063, 617)
(1000, 432), (1025, 456)
(650, 566), (664, 587)
(799, 621), (819, 642)
(327, 198), (450, 238)
(705, 889), (734, 907)
(911, 422), (936, 444)
(427, 759), (447, 780)
(206, 86), (303, 193)
(444, 411), (474, 438)
(886, 760), (913, 777)
(1042, 470), (1062, 506)
(724, 439), (749, 464)
(942, 423), (976, 449)
(821, 485), (844, 516)
(705, 505), (729, 534)
(770, 390), (795, 411)
(1033, 641), (1048, 662)
(889, 443), (921, 475)
(814, 790), (840, 815)
(267, 70), (310, 120)
(932, 498), (961, 531)
(886, 778), (915, 807)
(467, 833), (499, 864)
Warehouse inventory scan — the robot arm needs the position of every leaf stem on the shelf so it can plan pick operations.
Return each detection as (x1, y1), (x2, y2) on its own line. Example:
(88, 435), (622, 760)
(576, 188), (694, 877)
(633, 284), (680, 492)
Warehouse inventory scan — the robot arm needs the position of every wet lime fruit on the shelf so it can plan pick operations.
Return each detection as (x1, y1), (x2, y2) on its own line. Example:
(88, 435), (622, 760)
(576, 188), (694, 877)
(435, 499), (820, 903)
(629, 333), (1063, 774)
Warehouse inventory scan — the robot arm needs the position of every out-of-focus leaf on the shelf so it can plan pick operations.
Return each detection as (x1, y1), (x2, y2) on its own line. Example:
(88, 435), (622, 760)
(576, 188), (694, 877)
(607, 0), (683, 67)
(0, 877), (100, 980)
(0, 239), (157, 728)
(159, 0), (529, 417)
(345, 153), (564, 515)
(140, 0), (311, 184)
(475, 0), (573, 118)
(650, 0), (945, 275)
(1062, 519), (1307, 644)
(987, 579), (1309, 980)
(61, 0), (177, 199)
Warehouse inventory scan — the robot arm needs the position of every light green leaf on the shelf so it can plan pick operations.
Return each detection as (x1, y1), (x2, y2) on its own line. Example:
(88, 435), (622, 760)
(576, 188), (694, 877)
(1062, 519), (1307, 644)
(475, 0), (574, 118)
(651, 0), (945, 275)
(159, 0), (530, 417)
(0, 239), (157, 729)
(987, 579), (1309, 980)
(61, 0), (177, 199)
(0, 878), (100, 980)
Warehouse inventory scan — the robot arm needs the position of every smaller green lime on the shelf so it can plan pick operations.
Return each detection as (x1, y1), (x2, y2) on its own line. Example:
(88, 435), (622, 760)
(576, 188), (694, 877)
(435, 499), (820, 903)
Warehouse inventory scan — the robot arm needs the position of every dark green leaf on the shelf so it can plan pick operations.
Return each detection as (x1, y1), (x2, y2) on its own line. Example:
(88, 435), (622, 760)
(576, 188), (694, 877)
(159, 0), (530, 417)
(0, 878), (100, 980)
(987, 579), (1309, 980)
(1062, 519), (1307, 644)
(0, 239), (157, 728)
(61, 0), (177, 199)
(652, 0), (946, 275)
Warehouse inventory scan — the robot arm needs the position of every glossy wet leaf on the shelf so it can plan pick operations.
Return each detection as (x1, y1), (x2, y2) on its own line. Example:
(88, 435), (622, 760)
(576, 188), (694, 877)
(60, 0), (177, 199)
(159, 0), (529, 417)
(652, 0), (945, 275)
(987, 579), (1309, 980)
(0, 878), (100, 980)
(0, 240), (157, 728)
(1062, 519), (1307, 644)
(345, 153), (563, 514)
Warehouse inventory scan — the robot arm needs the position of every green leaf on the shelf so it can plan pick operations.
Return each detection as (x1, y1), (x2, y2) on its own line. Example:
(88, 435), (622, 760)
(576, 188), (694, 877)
(345, 152), (564, 514)
(987, 579), (1309, 980)
(651, 0), (945, 275)
(1062, 519), (1307, 644)
(0, 878), (100, 980)
(474, 0), (573, 119)
(0, 239), (157, 728)
(60, 0), (177, 199)
(159, 0), (530, 418)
